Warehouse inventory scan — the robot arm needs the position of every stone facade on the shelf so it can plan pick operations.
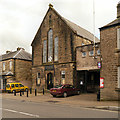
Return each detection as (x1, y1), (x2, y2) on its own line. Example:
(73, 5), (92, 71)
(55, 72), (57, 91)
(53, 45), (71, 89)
(100, 3), (120, 100)
(0, 48), (32, 88)
(31, 5), (99, 92)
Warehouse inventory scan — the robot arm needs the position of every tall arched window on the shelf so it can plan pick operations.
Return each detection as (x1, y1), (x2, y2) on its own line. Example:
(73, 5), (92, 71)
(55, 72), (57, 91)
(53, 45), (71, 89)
(43, 40), (47, 63)
(48, 29), (53, 62)
(54, 37), (58, 61)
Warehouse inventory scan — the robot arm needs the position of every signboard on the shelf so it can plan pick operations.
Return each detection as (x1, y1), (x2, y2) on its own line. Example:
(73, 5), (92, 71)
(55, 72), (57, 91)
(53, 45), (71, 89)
(100, 77), (104, 88)
(97, 62), (101, 69)
(45, 65), (54, 71)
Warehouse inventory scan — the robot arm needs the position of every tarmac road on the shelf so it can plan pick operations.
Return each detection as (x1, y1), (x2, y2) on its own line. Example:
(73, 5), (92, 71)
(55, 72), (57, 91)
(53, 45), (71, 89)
(2, 98), (118, 119)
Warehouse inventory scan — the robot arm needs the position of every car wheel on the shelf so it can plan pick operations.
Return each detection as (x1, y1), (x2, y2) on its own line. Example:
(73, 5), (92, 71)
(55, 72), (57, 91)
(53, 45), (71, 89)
(53, 95), (56, 97)
(63, 92), (67, 98)
(77, 90), (80, 95)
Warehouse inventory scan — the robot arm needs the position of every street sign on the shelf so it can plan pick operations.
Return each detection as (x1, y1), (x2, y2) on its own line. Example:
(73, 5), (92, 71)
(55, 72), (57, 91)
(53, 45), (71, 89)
(100, 77), (104, 88)
(97, 62), (101, 69)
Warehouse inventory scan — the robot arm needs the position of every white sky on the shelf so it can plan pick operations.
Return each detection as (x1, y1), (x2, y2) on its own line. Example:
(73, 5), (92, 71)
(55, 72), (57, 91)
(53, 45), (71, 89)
(0, 0), (119, 54)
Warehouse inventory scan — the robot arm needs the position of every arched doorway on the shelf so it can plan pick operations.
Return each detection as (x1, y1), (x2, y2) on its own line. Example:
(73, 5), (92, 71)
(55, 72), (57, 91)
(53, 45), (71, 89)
(47, 73), (53, 90)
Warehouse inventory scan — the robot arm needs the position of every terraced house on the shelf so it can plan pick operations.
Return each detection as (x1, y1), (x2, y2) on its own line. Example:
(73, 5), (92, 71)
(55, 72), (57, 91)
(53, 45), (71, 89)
(31, 4), (100, 92)
(0, 48), (32, 89)
(100, 2), (120, 100)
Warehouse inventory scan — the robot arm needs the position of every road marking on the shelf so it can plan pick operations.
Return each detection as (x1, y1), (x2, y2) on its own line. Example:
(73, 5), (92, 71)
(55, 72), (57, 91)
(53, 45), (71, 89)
(2, 108), (39, 118)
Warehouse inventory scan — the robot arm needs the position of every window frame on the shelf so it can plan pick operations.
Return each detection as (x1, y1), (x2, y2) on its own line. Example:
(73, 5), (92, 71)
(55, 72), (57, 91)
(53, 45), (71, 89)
(117, 28), (120, 49)
(118, 67), (120, 88)
(36, 72), (41, 86)
(89, 50), (94, 56)
(2, 62), (5, 71)
(9, 61), (12, 70)
(43, 40), (47, 63)
(54, 36), (59, 62)
(82, 52), (86, 57)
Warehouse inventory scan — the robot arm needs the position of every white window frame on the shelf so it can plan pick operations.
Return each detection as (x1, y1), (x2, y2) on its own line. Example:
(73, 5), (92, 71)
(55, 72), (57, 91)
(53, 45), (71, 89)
(82, 52), (86, 57)
(36, 73), (41, 86)
(117, 28), (120, 49)
(97, 49), (100, 55)
(89, 51), (94, 56)
(118, 67), (120, 88)
(2, 62), (5, 71)
(9, 61), (12, 70)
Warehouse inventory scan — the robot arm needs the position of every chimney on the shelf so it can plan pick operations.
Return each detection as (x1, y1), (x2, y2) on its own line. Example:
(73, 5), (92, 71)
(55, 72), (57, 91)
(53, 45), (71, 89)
(17, 47), (25, 51)
(6, 51), (11, 54)
(117, 2), (120, 18)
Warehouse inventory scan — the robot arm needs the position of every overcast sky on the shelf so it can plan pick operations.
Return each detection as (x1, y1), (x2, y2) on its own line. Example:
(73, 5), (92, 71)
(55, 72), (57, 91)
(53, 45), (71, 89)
(0, 0), (119, 54)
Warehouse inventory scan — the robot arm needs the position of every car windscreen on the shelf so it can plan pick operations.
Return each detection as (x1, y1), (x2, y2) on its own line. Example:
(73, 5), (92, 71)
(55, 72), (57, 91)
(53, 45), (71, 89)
(54, 85), (63, 88)
(6, 84), (10, 88)
(19, 84), (24, 87)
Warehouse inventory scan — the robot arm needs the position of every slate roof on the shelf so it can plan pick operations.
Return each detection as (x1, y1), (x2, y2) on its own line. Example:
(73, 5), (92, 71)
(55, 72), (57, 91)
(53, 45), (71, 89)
(100, 18), (120, 29)
(0, 49), (32, 61)
(31, 6), (99, 45)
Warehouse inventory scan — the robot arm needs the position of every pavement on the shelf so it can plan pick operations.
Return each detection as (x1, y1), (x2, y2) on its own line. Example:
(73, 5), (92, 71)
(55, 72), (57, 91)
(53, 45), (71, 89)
(1, 92), (120, 111)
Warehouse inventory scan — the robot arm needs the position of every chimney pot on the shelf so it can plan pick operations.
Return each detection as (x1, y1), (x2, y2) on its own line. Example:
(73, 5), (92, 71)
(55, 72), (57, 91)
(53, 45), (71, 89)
(117, 2), (120, 18)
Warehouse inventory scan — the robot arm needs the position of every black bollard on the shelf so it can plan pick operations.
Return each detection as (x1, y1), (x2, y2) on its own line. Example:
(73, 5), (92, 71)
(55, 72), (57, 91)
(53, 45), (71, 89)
(35, 88), (37, 96)
(13, 90), (16, 96)
(43, 88), (44, 95)
(27, 89), (28, 97)
(20, 90), (22, 96)
(97, 90), (100, 101)
(30, 88), (32, 94)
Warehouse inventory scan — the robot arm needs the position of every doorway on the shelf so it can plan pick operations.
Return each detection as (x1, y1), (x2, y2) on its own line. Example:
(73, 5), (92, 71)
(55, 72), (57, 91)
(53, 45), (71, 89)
(47, 73), (53, 90)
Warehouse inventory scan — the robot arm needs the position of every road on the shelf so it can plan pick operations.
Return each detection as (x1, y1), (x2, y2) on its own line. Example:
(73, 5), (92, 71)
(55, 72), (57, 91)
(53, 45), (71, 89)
(2, 98), (118, 119)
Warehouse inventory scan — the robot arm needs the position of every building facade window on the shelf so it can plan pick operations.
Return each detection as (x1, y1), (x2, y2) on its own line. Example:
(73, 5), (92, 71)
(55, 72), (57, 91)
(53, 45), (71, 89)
(48, 29), (53, 62)
(54, 37), (58, 61)
(82, 52), (86, 57)
(118, 67), (120, 88)
(97, 49), (100, 55)
(2, 62), (5, 71)
(82, 43), (85, 46)
(9, 61), (12, 70)
(117, 28), (120, 49)
(89, 51), (94, 56)
(36, 73), (41, 86)
(43, 40), (47, 63)
(61, 71), (65, 84)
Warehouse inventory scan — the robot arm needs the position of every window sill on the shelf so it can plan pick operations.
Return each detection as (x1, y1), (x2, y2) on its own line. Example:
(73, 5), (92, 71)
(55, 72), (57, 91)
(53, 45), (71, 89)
(114, 48), (120, 53)
(115, 88), (120, 91)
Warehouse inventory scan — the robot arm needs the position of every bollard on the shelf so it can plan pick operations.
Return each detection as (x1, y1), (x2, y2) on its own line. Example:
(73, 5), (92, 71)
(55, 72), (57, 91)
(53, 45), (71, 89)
(22, 91), (24, 95)
(35, 88), (37, 96)
(27, 89), (28, 97)
(13, 90), (16, 96)
(30, 88), (32, 94)
(20, 90), (22, 96)
(43, 88), (44, 95)
(97, 90), (100, 101)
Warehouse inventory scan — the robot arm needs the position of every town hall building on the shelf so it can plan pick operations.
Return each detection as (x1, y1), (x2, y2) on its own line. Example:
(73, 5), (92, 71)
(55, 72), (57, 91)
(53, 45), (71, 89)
(31, 4), (100, 92)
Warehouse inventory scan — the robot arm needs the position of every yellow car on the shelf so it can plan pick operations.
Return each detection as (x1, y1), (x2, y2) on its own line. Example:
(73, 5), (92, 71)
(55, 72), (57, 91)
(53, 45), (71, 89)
(6, 82), (29, 93)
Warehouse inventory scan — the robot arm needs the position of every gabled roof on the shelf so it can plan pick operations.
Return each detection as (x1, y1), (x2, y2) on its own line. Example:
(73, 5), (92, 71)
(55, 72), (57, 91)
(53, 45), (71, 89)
(100, 18), (120, 30)
(31, 6), (99, 45)
(0, 49), (32, 61)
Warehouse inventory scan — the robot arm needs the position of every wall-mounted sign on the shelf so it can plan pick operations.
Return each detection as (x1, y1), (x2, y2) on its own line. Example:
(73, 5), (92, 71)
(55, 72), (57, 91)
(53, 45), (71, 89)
(45, 65), (54, 71)
(97, 62), (101, 69)
(100, 77), (104, 88)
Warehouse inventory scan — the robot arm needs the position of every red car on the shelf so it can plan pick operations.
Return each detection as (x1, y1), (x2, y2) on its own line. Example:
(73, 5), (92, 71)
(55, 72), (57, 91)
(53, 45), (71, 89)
(50, 84), (80, 97)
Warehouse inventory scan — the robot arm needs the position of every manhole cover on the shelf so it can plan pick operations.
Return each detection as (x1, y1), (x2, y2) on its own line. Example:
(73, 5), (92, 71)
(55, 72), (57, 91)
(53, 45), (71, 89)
(46, 100), (59, 103)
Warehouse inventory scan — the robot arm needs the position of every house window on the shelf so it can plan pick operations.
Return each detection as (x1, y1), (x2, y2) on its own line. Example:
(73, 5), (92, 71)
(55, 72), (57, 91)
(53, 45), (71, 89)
(48, 29), (53, 62)
(97, 49), (100, 55)
(118, 67), (120, 88)
(54, 37), (58, 61)
(36, 73), (41, 86)
(61, 71), (65, 84)
(9, 61), (12, 70)
(89, 51), (94, 56)
(2, 62), (5, 71)
(43, 40), (47, 63)
(82, 52), (86, 57)
(82, 43), (85, 46)
(117, 28), (120, 49)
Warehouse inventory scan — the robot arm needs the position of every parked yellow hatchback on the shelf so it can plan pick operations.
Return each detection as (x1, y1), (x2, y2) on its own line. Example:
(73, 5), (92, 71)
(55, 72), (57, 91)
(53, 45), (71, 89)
(6, 83), (29, 93)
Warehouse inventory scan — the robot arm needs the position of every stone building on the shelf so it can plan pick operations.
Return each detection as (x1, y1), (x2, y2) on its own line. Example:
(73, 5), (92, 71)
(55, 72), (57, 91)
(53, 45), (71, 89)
(31, 4), (99, 92)
(100, 2), (120, 100)
(76, 42), (100, 92)
(0, 48), (32, 89)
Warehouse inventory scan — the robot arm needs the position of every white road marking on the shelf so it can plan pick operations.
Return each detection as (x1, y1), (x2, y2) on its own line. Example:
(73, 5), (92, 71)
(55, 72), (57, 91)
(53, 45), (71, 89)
(1, 108), (39, 118)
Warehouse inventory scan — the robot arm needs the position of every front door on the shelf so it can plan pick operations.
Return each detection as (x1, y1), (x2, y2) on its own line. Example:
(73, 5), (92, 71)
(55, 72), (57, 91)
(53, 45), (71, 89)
(47, 73), (53, 90)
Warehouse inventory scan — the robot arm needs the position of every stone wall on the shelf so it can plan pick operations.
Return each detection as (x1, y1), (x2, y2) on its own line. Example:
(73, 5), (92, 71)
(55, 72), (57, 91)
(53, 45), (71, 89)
(100, 26), (119, 100)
